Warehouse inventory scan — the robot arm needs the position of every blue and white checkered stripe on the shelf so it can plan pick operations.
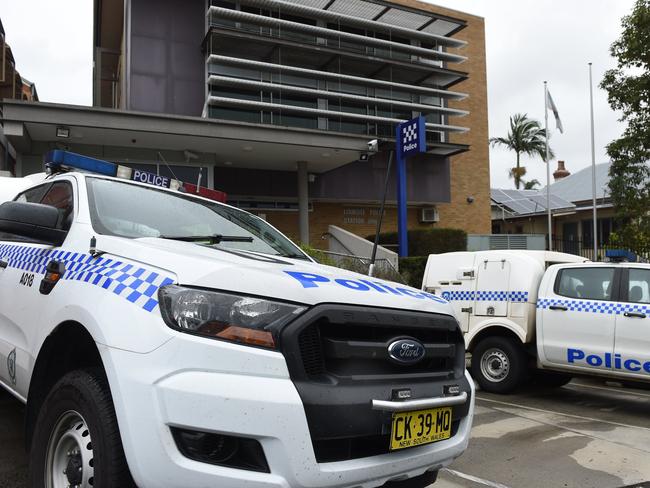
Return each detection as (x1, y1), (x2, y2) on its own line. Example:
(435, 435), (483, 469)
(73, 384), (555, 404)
(442, 290), (529, 303)
(537, 297), (650, 316)
(0, 244), (174, 313)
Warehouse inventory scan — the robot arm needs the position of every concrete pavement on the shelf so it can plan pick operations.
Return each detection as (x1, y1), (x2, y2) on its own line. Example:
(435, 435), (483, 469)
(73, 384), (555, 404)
(1, 379), (650, 487)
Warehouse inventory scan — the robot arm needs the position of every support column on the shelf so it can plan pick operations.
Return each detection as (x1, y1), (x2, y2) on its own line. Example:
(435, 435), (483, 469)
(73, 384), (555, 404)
(297, 161), (310, 245)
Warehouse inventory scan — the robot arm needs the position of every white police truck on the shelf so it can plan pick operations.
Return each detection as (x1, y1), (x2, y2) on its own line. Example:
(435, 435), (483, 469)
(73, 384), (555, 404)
(422, 250), (650, 393)
(0, 151), (474, 488)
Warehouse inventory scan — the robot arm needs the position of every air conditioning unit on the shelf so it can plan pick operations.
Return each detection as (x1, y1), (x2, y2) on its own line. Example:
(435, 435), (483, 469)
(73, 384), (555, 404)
(420, 207), (439, 223)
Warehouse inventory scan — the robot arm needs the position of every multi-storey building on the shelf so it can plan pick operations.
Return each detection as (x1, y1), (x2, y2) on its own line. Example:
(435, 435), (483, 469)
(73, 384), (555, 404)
(3, 0), (490, 247)
(0, 18), (38, 176)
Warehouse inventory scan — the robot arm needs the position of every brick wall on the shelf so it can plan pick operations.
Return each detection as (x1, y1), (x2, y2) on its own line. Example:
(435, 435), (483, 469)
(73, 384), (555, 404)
(389, 1), (492, 236)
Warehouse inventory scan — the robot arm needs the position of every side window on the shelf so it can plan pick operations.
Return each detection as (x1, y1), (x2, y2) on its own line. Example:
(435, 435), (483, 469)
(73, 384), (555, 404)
(556, 267), (615, 301)
(14, 184), (50, 203)
(627, 269), (650, 304)
(39, 182), (74, 231)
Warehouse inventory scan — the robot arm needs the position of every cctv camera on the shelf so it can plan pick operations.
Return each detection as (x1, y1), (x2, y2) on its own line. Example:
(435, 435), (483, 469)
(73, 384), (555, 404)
(367, 139), (380, 153)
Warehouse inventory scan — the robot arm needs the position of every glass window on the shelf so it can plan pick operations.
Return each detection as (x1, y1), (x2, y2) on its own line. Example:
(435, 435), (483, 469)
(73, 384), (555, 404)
(86, 177), (308, 260)
(556, 267), (615, 301)
(14, 184), (50, 203)
(41, 182), (74, 231)
(14, 181), (74, 231)
(628, 269), (650, 304)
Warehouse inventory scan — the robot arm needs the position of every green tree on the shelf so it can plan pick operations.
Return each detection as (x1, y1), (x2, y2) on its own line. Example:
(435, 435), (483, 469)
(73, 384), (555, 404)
(490, 114), (554, 190)
(523, 179), (541, 190)
(601, 0), (650, 254)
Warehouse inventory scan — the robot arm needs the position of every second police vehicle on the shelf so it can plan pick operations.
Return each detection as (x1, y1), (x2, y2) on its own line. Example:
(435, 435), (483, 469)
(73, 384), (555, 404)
(423, 250), (650, 393)
(0, 151), (474, 488)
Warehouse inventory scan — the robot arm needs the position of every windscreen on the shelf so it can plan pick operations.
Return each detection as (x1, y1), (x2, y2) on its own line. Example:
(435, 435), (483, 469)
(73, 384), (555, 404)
(86, 177), (308, 260)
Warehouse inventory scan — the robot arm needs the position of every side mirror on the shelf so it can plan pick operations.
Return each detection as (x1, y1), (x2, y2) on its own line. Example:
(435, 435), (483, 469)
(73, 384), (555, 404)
(0, 202), (67, 246)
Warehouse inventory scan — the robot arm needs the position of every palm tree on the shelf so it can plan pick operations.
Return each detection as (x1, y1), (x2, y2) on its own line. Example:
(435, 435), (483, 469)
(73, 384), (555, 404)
(523, 179), (541, 190)
(490, 114), (554, 190)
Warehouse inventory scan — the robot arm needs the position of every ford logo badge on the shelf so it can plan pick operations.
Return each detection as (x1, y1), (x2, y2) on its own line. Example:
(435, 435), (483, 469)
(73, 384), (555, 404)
(388, 338), (426, 365)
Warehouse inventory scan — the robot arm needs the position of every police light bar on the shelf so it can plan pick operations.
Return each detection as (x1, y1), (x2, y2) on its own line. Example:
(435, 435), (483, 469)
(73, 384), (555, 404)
(605, 249), (637, 263)
(44, 150), (227, 203)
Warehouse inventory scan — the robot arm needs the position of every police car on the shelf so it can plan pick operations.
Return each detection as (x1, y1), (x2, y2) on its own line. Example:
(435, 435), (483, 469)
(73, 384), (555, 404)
(423, 250), (650, 393)
(0, 151), (473, 488)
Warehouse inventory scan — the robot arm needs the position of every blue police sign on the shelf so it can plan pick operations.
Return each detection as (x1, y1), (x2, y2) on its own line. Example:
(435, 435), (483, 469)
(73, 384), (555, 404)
(398, 116), (427, 159)
(395, 116), (427, 257)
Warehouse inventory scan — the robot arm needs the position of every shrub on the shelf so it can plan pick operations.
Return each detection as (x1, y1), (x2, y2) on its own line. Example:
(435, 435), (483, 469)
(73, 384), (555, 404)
(367, 228), (467, 257)
(399, 256), (428, 288)
(299, 244), (337, 266)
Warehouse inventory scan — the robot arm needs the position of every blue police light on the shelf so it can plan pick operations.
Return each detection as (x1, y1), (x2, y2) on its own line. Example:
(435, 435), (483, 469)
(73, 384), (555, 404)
(605, 249), (637, 263)
(45, 150), (118, 177)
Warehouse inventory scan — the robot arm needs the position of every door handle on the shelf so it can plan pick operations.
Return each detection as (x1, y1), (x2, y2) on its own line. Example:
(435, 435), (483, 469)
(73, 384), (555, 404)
(549, 305), (568, 311)
(624, 311), (647, 319)
(0, 260), (7, 270)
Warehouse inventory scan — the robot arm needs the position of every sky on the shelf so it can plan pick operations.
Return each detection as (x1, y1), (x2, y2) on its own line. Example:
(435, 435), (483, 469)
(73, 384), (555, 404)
(426, 0), (634, 189)
(0, 0), (636, 189)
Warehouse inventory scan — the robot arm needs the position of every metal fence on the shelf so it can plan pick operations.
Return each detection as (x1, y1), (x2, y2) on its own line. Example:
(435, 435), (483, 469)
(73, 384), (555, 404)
(551, 239), (650, 262)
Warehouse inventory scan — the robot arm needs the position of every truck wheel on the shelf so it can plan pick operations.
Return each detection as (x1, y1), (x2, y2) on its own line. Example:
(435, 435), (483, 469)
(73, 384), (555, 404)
(471, 337), (527, 394)
(29, 369), (136, 488)
(533, 370), (572, 388)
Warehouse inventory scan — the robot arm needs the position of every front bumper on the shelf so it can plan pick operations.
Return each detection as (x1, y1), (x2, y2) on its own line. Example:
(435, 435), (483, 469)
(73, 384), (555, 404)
(101, 333), (474, 488)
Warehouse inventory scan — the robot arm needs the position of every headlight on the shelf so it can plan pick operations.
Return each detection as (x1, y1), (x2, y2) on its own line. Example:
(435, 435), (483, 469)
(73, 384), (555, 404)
(158, 285), (307, 349)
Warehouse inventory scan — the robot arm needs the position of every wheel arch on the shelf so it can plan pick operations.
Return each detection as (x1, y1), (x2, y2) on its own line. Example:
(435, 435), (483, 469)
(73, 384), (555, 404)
(25, 320), (105, 449)
(466, 323), (526, 353)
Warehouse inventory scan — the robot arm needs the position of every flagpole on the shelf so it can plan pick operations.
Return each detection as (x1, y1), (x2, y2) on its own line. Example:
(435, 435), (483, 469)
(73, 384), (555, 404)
(545, 81), (553, 251)
(589, 62), (598, 261)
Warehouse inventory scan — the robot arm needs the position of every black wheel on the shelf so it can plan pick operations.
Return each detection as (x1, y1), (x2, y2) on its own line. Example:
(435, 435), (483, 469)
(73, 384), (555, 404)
(470, 337), (528, 394)
(29, 369), (136, 488)
(533, 370), (572, 388)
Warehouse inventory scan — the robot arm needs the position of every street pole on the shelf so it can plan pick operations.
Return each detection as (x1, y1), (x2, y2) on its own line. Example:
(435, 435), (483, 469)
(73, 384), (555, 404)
(395, 123), (409, 258)
(544, 81), (553, 251)
(589, 63), (598, 260)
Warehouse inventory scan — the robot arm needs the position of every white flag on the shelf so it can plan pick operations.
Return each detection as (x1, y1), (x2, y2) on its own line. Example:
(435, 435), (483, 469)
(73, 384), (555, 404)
(546, 90), (564, 134)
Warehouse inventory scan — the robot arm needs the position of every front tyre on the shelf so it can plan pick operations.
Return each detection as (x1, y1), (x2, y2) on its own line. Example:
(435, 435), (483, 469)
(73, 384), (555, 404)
(29, 369), (136, 488)
(471, 337), (528, 394)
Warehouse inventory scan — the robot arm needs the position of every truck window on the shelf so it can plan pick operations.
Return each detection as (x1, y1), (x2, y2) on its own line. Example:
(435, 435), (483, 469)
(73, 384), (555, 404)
(627, 269), (650, 304)
(555, 267), (615, 301)
(15, 181), (74, 232)
(40, 182), (74, 231)
(86, 177), (308, 260)
(14, 183), (50, 204)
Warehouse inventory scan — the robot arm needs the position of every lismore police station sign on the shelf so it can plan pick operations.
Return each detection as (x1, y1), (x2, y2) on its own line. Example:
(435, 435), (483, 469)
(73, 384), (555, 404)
(397, 115), (427, 159)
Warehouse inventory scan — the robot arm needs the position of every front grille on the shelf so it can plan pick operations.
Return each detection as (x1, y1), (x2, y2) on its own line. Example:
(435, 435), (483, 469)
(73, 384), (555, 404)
(281, 305), (469, 464)
(298, 324), (325, 376)
(297, 320), (457, 381)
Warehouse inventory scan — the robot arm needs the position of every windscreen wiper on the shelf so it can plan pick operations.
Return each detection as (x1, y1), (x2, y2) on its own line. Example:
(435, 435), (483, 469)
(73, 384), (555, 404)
(160, 234), (254, 244)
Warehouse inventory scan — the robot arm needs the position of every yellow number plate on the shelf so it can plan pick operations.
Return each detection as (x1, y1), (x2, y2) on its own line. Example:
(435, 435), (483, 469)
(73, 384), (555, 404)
(390, 407), (452, 451)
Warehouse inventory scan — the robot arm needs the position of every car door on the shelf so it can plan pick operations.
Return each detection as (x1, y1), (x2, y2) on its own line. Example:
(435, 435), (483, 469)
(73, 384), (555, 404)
(613, 267), (650, 378)
(0, 181), (74, 396)
(539, 266), (619, 372)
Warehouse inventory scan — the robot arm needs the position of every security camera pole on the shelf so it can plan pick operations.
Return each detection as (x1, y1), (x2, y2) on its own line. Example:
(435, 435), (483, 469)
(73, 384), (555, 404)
(396, 116), (427, 258)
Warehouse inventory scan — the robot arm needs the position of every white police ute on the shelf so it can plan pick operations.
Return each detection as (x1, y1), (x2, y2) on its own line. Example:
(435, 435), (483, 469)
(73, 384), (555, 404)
(423, 250), (650, 393)
(0, 151), (474, 488)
